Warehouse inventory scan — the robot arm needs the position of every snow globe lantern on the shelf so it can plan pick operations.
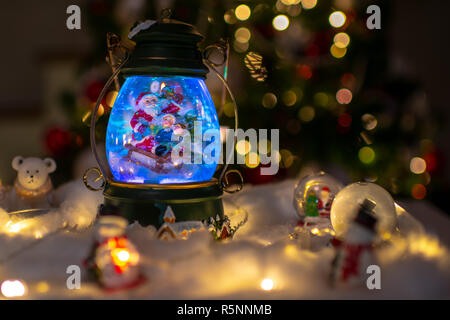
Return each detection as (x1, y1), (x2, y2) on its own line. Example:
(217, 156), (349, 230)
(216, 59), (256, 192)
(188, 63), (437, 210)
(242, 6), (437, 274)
(84, 17), (242, 227)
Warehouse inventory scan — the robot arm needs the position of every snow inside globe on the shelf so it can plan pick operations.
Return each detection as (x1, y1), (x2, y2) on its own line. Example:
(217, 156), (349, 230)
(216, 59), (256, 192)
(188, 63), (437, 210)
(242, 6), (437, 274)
(106, 76), (220, 184)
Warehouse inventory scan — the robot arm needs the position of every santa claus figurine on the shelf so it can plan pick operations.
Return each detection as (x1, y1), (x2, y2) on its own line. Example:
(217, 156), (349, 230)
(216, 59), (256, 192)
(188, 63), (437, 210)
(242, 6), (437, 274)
(329, 199), (378, 287)
(317, 187), (332, 218)
(130, 92), (160, 152)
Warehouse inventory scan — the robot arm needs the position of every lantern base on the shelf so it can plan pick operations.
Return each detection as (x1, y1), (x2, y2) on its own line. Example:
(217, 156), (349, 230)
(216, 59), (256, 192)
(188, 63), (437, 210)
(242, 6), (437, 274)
(101, 180), (224, 227)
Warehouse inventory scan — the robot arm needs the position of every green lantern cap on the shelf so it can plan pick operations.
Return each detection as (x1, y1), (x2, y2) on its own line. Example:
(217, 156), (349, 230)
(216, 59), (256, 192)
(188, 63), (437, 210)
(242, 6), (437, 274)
(122, 19), (209, 78)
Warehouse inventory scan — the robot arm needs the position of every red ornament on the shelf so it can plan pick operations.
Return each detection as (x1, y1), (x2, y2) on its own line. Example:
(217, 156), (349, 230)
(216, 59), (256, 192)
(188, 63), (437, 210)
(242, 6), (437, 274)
(243, 165), (286, 185)
(84, 80), (108, 107)
(296, 64), (313, 80)
(44, 127), (73, 157)
(338, 113), (352, 127)
(423, 151), (443, 173)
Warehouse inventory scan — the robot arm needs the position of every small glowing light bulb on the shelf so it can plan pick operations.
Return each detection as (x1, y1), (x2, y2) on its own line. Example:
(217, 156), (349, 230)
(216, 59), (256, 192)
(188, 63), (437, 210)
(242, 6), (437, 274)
(260, 278), (274, 291)
(273, 15), (290, 31)
(1, 280), (26, 298)
(36, 281), (50, 293)
(117, 249), (131, 262)
(329, 11), (346, 28)
(6, 221), (27, 233)
(235, 4), (251, 21)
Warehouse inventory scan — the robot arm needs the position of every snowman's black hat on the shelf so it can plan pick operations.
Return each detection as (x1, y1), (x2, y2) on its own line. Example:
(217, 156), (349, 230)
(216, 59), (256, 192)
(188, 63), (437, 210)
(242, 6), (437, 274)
(354, 199), (377, 231)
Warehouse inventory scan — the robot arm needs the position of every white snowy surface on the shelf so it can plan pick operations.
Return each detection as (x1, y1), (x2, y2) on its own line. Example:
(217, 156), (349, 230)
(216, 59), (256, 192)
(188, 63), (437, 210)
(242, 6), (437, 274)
(0, 179), (449, 299)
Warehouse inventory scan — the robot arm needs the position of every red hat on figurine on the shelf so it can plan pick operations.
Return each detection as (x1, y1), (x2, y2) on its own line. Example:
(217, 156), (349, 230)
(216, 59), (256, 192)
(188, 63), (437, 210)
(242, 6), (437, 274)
(322, 187), (330, 192)
(135, 92), (157, 106)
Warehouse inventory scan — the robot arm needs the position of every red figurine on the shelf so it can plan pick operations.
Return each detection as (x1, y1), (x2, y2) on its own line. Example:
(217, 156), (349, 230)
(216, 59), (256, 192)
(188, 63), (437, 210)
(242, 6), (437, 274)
(330, 199), (378, 287)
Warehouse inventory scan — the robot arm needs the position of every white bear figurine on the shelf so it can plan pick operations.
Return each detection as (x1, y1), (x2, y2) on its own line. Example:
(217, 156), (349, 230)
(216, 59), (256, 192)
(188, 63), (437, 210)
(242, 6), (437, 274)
(6, 156), (57, 211)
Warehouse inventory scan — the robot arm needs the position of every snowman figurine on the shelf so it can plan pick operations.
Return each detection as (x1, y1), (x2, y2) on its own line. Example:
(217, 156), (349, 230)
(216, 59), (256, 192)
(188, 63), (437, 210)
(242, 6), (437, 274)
(330, 199), (378, 287)
(84, 210), (144, 291)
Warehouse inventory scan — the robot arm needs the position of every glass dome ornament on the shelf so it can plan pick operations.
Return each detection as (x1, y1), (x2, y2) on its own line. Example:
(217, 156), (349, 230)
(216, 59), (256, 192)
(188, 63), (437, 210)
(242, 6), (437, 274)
(330, 182), (398, 238)
(83, 14), (242, 227)
(106, 76), (219, 184)
(293, 172), (344, 223)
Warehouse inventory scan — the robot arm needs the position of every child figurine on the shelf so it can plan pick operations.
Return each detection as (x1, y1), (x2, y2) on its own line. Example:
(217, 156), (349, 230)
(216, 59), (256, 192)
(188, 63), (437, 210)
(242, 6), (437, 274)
(154, 114), (178, 157)
(330, 199), (378, 287)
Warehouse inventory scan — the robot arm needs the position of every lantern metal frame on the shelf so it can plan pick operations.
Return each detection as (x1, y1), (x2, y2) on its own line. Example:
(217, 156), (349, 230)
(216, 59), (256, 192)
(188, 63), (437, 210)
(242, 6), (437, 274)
(84, 18), (242, 227)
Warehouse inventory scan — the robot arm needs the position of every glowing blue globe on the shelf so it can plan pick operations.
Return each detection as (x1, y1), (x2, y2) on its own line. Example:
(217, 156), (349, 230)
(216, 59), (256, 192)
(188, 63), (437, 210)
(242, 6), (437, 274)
(106, 76), (220, 184)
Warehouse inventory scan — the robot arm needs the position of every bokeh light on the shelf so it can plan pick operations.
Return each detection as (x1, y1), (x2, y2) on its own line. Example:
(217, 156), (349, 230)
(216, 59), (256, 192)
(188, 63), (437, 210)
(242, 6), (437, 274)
(359, 146), (375, 164)
(333, 32), (350, 48)
(423, 152), (438, 172)
(106, 90), (118, 108)
(273, 15), (290, 31)
(235, 27), (251, 43)
(341, 73), (355, 88)
(410, 157), (427, 174)
(298, 106), (315, 122)
(224, 9), (237, 24)
(412, 184), (426, 199)
(362, 114), (378, 130)
(245, 152), (260, 168)
(338, 113), (352, 127)
(280, 149), (295, 168)
(233, 40), (249, 53)
(287, 4), (302, 16)
(314, 92), (329, 107)
(302, 0), (318, 10)
(236, 140), (251, 156)
(330, 44), (347, 58)
(336, 88), (353, 104)
(1, 280), (26, 298)
(235, 4), (251, 21)
(260, 278), (274, 291)
(297, 64), (313, 80)
(281, 0), (301, 4)
(282, 90), (297, 106)
(36, 281), (50, 294)
(329, 11), (346, 28)
(262, 93), (277, 108)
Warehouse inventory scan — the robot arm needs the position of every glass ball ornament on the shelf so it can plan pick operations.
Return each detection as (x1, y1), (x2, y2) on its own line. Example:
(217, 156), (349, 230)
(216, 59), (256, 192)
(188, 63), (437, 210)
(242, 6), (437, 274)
(293, 172), (344, 220)
(330, 182), (398, 238)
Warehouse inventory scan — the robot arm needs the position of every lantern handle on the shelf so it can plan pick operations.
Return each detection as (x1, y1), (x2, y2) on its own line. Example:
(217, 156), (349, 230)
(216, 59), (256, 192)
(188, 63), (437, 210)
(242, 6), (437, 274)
(203, 58), (240, 187)
(90, 54), (130, 180)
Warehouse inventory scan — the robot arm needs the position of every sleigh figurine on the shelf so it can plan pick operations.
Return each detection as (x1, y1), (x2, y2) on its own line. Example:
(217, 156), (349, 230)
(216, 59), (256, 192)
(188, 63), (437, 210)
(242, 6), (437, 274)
(125, 144), (183, 174)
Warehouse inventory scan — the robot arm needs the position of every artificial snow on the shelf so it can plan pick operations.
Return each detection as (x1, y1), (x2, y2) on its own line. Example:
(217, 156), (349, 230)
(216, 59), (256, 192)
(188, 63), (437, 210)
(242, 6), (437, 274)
(0, 179), (449, 299)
